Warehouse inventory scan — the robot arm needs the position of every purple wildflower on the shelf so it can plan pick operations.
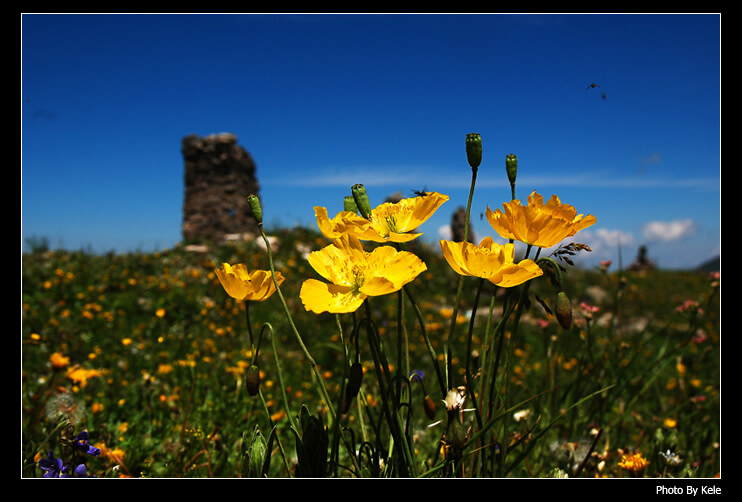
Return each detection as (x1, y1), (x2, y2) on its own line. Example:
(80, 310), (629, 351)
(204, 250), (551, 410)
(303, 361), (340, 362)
(72, 431), (101, 457)
(61, 464), (96, 478)
(38, 450), (63, 478)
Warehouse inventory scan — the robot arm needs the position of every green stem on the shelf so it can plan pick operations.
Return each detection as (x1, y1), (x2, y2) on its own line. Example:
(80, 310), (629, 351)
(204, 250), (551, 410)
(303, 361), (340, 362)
(360, 307), (416, 477)
(445, 164), (479, 390)
(403, 285), (446, 398)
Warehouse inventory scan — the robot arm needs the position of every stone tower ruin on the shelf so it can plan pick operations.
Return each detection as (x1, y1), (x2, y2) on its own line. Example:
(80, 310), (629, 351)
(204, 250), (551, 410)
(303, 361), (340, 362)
(181, 133), (261, 243)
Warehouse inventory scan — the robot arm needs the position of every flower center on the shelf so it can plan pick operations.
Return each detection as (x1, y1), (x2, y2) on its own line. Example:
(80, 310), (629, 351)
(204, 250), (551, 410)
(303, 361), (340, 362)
(351, 264), (365, 292)
(373, 204), (406, 235)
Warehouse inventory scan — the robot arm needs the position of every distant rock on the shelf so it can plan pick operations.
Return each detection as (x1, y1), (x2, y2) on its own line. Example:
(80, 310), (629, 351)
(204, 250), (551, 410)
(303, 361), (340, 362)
(627, 245), (655, 272)
(451, 206), (475, 243)
(181, 133), (261, 244)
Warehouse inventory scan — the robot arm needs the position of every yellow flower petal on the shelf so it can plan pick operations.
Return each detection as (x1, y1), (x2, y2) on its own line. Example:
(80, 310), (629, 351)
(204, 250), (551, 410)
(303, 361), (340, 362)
(315, 207), (372, 240)
(486, 190), (596, 248)
(315, 192), (449, 243)
(365, 192), (449, 242)
(439, 237), (543, 287)
(361, 246), (427, 296)
(215, 263), (284, 302)
(300, 279), (365, 314)
(301, 234), (426, 313)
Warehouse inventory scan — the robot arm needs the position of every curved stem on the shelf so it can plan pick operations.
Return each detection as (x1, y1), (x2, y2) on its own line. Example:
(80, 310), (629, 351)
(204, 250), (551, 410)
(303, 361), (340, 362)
(258, 224), (336, 423)
(403, 285), (446, 398)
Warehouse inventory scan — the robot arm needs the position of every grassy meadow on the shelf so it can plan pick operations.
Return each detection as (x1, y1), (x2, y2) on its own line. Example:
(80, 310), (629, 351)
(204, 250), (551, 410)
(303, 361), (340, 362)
(21, 224), (720, 478)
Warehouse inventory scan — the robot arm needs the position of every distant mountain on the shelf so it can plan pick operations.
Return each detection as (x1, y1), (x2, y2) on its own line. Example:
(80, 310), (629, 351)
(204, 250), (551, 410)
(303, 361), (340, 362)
(697, 255), (720, 273)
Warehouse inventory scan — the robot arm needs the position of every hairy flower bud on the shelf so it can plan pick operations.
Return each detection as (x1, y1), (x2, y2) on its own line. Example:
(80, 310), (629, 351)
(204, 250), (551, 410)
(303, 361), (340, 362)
(465, 133), (482, 170)
(351, 184), (373, 219)
(246, 364), (261, 396)
(555, 291), (572, 330)
(247, 194), (262, 225)
(343, 195), (359, 214)
(506, 154), (518, 185)
(243, 426), (268, 478)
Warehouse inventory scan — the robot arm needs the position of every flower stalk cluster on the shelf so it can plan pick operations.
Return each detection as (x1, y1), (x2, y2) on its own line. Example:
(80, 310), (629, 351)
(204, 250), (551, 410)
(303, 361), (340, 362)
(211, 132), (596, 478)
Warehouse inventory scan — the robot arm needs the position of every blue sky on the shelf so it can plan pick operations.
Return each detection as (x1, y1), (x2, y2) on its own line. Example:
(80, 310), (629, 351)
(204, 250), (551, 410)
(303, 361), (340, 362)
(21, 13), (720, 269)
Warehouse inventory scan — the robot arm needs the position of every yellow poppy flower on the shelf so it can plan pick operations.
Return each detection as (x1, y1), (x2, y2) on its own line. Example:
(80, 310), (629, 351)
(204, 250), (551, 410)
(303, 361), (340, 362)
(486, 190), (596, 248)
(300, 234), (427, 314)
(215, 263), (284, 302)
(314, 207), (373, 240)
(439, 237), (543, 287)
(315, 192), (449, 243)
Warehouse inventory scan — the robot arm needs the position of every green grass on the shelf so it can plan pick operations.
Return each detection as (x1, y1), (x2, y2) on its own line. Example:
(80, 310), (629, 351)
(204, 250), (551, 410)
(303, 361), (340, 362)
(21, 227), (720, 478)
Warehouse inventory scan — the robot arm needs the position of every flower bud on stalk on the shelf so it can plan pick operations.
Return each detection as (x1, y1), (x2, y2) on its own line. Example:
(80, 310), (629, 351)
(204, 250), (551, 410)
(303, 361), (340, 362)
(247, 194), (262, 225)
(555, 291), (572, 330)
(343, 195), (359, 214)
(465, 133), (482, 170)
(246, 364), (261, 396)
(506, 154), (518, 185)
(346, 362), (363, 399)
(351, 184), (373, 219)
(340, 362), (364, 414)
(423, 395), (437, 420)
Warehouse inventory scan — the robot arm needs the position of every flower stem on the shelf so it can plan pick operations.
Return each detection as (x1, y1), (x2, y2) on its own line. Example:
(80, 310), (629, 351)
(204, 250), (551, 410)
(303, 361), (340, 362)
(445, 160), (479, 390)
(404, 285), (446, 398)
(258, 225), (336, 423)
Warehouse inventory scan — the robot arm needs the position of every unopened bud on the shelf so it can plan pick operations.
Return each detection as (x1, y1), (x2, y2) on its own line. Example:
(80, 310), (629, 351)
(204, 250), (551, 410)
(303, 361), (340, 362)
(506, 154), (518, 185)
(343, 195), (359, 214)
(465, 133), (482, 170)
(340, 362), (363, 415)
(346, 362), (363, 399)
(555, 291), (572, 330)
(247, 194), (262, 225)
(447, 414), (467, 451)
(246, 364), (261, 396)
(351, 184), (373, 219)
(423, 395), (436, 420)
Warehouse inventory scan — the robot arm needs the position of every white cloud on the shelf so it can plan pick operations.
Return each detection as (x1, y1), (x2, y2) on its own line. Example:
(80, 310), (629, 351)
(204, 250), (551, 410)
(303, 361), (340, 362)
(642, 219), (697, 242)
(574, 228), (636, 262)
(579, 228), (635, 250)
(438, 224), (452, 241)
(263, 164), (719, 191)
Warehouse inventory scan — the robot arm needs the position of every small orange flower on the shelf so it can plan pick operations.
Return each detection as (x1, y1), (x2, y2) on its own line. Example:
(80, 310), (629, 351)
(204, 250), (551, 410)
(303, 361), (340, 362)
(618, 452), (649, 475)
(49, 352), (70, 369)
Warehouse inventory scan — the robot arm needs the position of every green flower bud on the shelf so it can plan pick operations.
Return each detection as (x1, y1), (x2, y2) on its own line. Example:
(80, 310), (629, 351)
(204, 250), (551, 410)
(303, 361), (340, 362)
(343, 195), (359, 214)
(447, 414), (467, 451)
(351, 184), (373, 219)
(246, 364), (261, 396)
(247, 194), (262, 225)
(555, 291), (572, 330)
(465, 133), (482, 170)
(243, 425), (268, 478)
(506, 154), (518, 185)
